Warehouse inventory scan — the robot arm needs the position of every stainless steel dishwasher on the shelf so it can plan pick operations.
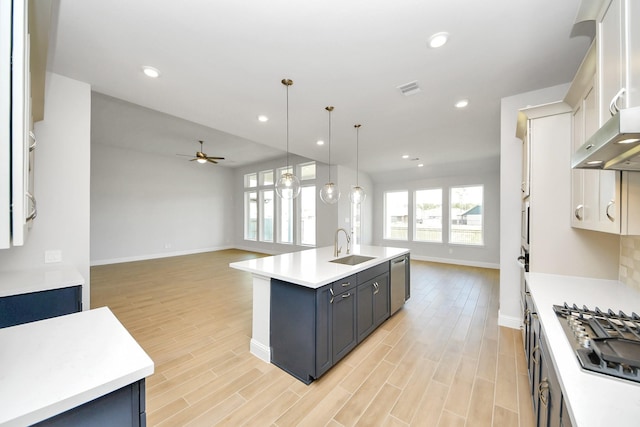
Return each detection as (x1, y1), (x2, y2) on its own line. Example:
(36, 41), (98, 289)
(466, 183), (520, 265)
(390, 255), (407, 314)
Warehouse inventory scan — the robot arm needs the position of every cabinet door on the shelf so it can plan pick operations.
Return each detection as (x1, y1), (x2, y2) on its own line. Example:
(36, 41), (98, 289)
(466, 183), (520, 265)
(571, 104), (585, 228)
(0, 0), (11, 249)
(332, 288), (357, 363)
(356, 281), (374, 342)
(599, 0), (624, 122)
(316, 285), (332, 378)
(373, 273), (390, 329)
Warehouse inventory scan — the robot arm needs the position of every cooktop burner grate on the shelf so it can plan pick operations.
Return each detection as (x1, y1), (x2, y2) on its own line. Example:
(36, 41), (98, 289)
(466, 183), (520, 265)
(553, 303), (640, 384)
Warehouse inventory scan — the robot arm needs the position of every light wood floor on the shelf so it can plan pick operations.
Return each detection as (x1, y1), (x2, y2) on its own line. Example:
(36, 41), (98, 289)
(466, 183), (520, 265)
(90, 249), (535, 427)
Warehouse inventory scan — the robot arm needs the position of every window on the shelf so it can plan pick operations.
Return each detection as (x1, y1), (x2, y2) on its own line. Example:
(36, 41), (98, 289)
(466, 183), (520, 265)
(245, 173), (257, 188)
(259, 190), (274, 242)
(415, 188), (442, 242)
(351, 198), (362, 246)
(299, 186), (315, 245)
(450, 185), (484, 245)
(278, 195), (293, 244)
(384, 191), (408, 240)
(259, 170), (274, 186)
(299, 162), (316, 180)
(244, 191), (257, 240)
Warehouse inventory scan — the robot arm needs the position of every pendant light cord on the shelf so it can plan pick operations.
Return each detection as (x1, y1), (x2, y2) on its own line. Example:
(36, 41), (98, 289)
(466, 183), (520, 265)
(355, 124), (361, 186)
(326, 106), (334, 182)
(286, 82), (290, 170)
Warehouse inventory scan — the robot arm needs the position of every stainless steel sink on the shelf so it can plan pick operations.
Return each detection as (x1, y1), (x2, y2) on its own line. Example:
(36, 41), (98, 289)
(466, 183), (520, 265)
(329, 255), (375, 266)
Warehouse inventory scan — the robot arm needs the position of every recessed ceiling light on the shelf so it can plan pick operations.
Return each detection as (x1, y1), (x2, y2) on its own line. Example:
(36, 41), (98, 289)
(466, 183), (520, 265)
(455, 99), (469, 109)
(587, 160), (603, 165)
(257, 115), (269, 122)
(142, 66), (160, 78)
(418, 163), (424, 167)
(317, 140), (325, 146)
(428, 32), (449, 48)
(402, 154), (410, 159)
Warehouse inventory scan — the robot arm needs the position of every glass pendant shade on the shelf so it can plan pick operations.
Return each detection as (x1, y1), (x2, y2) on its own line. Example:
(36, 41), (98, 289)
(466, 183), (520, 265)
(320, 182), (340, 204)
(275, 171), (301, 199)
(350, 185), (366, 204)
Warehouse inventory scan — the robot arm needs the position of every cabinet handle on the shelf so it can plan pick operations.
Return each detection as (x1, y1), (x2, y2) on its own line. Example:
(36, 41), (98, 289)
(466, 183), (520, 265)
(341, 281), (351, 287)
(609, 88), (626, 116)
(342, 292), (352, 299)
(524, 309), (530, 325)
(26, 192), (37, 222)
(532, 344), (540, 365)
(606, 200), (615, 222)
(539, 379), (549, 407)
(574, 205), (583, 221)
(28, 131), (36, 152)
(373, 282), (379, 295)
(330, 288), (335, 304)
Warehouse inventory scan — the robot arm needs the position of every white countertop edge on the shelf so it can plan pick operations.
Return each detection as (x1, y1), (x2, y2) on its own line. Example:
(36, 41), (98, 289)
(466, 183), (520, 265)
(230, 245), (409, 288)
(526, 272), (640, 427)
(0, 265), (84, 297)
(0, 307), (154, 426)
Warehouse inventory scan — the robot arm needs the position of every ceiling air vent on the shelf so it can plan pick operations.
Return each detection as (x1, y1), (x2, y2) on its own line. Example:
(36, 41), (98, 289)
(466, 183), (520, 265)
(397, 80), (421, 96)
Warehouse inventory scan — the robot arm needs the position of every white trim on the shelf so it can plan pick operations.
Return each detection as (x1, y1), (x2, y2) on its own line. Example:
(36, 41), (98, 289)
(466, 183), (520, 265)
(250, 339), (271, 363)
(90, 245), (234, 266)
(498, 310), (523, 329)
(409, 254), (499, 270)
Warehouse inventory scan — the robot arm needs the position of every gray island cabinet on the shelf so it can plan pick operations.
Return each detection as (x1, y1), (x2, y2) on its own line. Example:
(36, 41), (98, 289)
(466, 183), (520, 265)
(232, 246), (409, 384)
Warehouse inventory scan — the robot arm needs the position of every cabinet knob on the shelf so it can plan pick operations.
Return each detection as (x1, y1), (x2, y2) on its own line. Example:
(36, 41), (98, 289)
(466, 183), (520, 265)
(609, 88), (626, 116)
(574, 205), (583, 221)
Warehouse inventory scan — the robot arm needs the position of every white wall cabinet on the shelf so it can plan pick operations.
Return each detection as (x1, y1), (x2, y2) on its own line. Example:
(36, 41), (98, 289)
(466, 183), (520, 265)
(566, 4), (640, 235)
(1, 0), (49, 249)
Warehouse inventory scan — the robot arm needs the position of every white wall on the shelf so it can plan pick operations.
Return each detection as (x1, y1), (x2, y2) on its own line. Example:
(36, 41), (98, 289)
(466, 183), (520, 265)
(372, 157), (500, 268)
(90, 143), (235, 264)
(0, 73), (91, 308)
(337, 165), (374, 245)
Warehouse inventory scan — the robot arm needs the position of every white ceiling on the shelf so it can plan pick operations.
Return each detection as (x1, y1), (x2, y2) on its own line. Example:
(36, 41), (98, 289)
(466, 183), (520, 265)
(49, 0), (592, 177)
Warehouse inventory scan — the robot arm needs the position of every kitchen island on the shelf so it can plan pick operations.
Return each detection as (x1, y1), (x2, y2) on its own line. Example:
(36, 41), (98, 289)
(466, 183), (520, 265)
(230, 245), (409, 383)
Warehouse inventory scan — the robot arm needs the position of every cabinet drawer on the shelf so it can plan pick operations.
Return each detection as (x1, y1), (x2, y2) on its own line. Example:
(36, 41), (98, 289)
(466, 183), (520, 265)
(357, 262), (388, 284)
(0, 285), (82, 328)
(331, 274), (357, 293)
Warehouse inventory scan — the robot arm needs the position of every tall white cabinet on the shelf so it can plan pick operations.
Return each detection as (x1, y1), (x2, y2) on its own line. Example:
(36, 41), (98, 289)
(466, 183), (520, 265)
(0, 0), (51, 249)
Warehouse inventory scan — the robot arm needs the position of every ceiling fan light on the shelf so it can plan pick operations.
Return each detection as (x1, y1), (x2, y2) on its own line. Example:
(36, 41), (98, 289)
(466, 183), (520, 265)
(196, 158), (207, 164)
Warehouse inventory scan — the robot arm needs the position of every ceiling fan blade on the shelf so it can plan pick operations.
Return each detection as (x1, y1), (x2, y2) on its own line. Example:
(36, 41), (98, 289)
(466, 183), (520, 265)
(189, 158), (198, 162)
(206, 156), (225, 160)
(207, 159), (218, 164)
(176, 154), (194, 157)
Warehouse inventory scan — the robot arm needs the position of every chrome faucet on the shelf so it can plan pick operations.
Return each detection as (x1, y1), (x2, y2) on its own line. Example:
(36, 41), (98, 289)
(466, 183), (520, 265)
(334, 228), (351, 257)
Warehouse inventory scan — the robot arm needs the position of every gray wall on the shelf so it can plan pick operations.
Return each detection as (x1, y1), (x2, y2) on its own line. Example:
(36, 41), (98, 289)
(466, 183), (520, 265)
(0, 73), (92, 308)
(372, 158), (500, 268)
(90, 143), (235, 264)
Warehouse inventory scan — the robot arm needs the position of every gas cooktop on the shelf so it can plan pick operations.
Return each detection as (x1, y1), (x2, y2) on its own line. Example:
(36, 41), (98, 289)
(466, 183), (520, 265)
(553, 303), (640, 384)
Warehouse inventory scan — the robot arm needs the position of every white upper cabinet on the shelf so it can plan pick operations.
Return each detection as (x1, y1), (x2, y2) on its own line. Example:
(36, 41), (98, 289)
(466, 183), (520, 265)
(598, 0), (640, 120)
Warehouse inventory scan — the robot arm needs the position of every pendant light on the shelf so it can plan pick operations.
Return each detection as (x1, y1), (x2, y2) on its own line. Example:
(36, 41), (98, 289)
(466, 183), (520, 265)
(275, 78), (301, 200)
(320, 106), (340, 205)
(350, 124), (367, 204)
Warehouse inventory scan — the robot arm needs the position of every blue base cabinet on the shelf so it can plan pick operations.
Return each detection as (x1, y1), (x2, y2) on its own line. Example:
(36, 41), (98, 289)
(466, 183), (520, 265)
(0, 285), (82, 328)
(34, 379), (147, 427)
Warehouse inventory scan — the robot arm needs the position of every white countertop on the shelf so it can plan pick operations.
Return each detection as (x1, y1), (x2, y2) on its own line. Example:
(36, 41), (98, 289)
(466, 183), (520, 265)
(0, 307), (154, 426)
(526, 273), (640, 427)
(230, 245), (409, 288)
(0, 265), (84, 297)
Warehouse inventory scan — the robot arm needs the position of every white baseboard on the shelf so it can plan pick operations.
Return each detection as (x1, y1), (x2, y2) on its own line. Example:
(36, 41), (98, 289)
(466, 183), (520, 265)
(498, 310), (523, 329)
(409, 254), (500, 270)
(90, 245), (234, 266)
(250, 338), (271, 363)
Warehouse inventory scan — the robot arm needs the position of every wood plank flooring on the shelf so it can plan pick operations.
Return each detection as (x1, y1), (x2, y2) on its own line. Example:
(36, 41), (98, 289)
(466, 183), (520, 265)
(90, 249), (535, 426)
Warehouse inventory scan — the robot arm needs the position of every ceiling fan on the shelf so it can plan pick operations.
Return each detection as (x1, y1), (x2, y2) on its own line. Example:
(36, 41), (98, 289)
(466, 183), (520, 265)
(177, 140), (225, 164)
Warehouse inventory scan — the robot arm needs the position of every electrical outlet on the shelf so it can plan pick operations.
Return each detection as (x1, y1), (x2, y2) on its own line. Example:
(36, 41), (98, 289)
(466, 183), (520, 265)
(44, 250), (62, 263)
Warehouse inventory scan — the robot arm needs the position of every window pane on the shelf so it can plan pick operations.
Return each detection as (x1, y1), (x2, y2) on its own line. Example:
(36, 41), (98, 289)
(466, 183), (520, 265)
(244, 191), (257, 240)
(450, 185), (484, 245)
(384, 191), (408, 240)
(300, 186), (316, 245)
(260, 170), (274, 186)
(245, 173), (257, 188)
(299, 162), (316, 180)
(260, 190), (274, 242)
(351, 198), (362, 246)
(415, 189), (442, 242)
(279, 195), (293, 244)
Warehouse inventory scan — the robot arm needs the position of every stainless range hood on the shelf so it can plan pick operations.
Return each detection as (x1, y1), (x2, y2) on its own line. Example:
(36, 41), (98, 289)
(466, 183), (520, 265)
(572, 106), (640, 171)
